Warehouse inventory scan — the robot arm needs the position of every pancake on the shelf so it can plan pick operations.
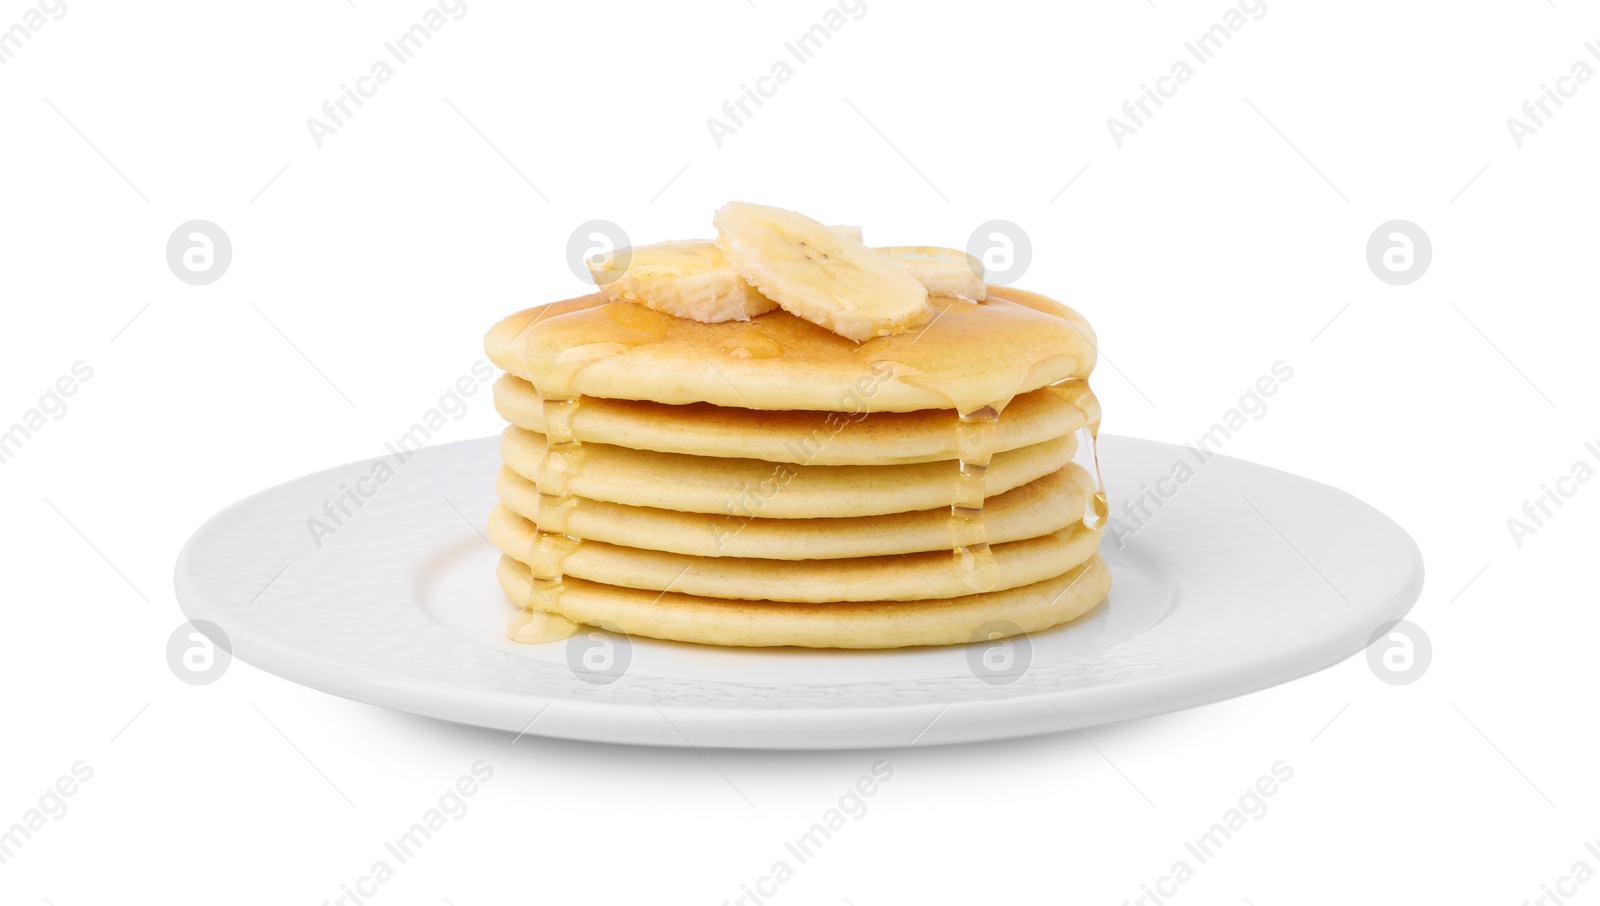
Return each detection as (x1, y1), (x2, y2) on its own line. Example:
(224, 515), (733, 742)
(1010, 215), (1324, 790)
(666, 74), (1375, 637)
(495, 463), (1096, 559)
(500, 425), (1077, 519)
(489, 502), (1101, 602)
(496, 552), (1111, 648)
(493, 373), (1097, 465)
(484, 222), (1110, 651)
(483, 286), (1098, 413)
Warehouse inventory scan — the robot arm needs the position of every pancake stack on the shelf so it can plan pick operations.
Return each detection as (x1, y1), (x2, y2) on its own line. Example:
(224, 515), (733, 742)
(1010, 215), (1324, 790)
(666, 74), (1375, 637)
(483, 203), (1109, 649)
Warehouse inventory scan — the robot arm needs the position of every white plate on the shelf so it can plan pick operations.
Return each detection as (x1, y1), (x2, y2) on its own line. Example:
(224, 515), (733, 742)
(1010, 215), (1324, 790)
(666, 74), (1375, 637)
(174, 435), (1423, 749)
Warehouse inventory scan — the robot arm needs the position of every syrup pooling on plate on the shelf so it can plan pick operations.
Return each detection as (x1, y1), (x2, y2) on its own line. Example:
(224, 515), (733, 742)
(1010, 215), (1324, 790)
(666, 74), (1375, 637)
(507, 602), (579, 644)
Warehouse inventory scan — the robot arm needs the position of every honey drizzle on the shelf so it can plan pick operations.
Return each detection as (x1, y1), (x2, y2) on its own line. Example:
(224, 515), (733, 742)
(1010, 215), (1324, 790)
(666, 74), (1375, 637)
(1045, 377), (1108, 530)
(500, 293), (1107, 638)
(949, 403), (1003, 594)
(944, 377), (1105, 595)
(507, 389), (585, 644)
(505, 304), (673, 643)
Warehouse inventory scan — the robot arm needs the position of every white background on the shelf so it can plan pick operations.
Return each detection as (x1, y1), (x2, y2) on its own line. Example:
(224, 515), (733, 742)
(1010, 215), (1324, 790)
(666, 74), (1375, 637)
(3, 0), (1597, 903)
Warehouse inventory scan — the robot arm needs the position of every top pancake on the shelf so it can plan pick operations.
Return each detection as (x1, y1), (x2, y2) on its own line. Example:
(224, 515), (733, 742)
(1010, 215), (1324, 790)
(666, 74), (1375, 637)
(484, 286), (1098, 413)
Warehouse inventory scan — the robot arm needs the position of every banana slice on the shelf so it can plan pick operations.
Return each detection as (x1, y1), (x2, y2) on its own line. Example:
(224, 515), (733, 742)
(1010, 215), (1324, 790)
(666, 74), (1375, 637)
(714, 202), (928, 341)
(588, 239), (776, 322)
(589, 224), (862, 323)
(876, 246), (987, 301)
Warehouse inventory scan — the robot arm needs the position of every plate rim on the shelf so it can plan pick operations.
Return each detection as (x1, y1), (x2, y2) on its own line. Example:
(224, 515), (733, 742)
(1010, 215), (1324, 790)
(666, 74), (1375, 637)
(174, 434), (1424, 749)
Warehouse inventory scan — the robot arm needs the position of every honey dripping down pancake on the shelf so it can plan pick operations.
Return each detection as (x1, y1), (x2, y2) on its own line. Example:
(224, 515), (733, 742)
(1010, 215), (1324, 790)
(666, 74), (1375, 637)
(498, 424), (1079, 518)
(484, 201), (1110, 649)
(493, 463), (1099, 560)
(492, 373), (1097, 466)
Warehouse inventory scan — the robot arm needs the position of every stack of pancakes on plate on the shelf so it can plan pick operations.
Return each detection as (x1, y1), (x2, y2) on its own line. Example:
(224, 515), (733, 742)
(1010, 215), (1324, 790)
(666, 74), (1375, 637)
(482, 284), (1109, 649)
